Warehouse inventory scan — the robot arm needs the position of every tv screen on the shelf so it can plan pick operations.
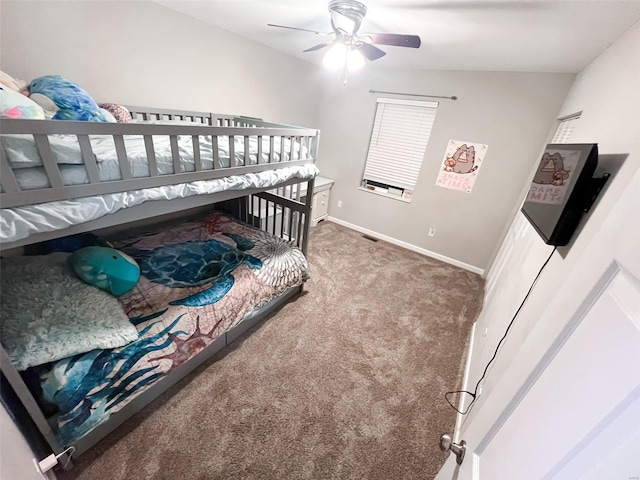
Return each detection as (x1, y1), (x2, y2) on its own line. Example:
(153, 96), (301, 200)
(521, 143), (598, 246)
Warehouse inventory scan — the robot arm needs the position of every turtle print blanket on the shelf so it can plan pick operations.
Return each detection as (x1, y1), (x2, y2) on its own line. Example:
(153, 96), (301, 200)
(30, 212), (310, 446)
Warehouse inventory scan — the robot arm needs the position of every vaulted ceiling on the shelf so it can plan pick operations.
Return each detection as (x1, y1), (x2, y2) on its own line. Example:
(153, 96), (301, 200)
(157, 0), (640, 73)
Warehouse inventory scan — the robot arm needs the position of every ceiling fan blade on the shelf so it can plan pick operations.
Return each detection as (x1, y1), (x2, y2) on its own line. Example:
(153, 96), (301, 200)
(267, 24), (329, 36)
(366, 33), (421, 48)
(303, 43), (332, 53)
(358, 43), (387, 61)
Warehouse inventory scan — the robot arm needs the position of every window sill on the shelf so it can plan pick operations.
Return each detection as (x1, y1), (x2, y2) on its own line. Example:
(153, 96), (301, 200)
(358, 187), (411, 203)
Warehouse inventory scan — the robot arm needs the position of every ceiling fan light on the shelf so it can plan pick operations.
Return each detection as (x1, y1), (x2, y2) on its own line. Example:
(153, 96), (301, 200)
(323, 42), (347, 70)
(347, 48), (365, 71)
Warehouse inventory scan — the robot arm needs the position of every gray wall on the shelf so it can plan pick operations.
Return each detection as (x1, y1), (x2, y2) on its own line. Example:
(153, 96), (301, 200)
(0, 1), (321, 127)
(315, 69), (574, 271)
(1, 0), (575, 274)
(469, 20), (640, 404)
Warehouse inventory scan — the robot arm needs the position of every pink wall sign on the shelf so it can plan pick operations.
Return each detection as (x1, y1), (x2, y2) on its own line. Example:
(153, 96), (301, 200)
(436, 140), (488, 193)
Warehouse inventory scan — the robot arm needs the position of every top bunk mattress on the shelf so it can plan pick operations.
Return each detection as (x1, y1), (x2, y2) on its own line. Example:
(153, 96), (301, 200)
(0, 114), (319, 247)
(2, 125), (308, 191)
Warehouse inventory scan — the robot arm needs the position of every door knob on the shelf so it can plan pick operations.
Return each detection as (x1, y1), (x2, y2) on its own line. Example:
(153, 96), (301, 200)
(439, 434), (466, 465)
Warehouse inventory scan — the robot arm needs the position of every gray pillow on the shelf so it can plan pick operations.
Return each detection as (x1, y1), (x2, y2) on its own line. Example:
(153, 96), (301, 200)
(1, 253), (138, 370)
(29, 93), (59, 119)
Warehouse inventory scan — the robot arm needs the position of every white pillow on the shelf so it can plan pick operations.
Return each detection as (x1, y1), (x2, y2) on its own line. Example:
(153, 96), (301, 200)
(100, 107), (118, 123)
(0, 88), (45, 119)
(0, 253), (139, 370)
(0, 89), (91, 169)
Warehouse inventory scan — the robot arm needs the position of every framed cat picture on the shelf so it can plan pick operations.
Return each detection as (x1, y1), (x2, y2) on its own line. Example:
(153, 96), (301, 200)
(435, 140), (488, 193)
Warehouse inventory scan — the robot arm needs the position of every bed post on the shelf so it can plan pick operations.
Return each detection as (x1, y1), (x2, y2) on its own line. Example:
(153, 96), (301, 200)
(301, 177), (315, 257)
(300, 128), (320, 256)
(0, 346), (73, 469)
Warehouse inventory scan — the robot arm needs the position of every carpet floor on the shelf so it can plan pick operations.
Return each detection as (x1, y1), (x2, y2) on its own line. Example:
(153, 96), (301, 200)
(60, 221), (484, 480)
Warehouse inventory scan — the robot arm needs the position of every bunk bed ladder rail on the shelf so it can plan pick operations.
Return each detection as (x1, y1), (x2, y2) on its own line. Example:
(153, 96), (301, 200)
(227, 177), (315, 255)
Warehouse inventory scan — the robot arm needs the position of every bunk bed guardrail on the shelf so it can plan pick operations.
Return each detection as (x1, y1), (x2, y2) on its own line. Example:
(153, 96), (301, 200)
(0, 111), (319, 209)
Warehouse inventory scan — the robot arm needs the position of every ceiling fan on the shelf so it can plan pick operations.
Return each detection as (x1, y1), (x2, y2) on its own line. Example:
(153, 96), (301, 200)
(268, 0), (421, 71)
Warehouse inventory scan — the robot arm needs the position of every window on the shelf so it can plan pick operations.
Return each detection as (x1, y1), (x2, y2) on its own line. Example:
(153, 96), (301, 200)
(361, 98), (438, 202)
(551, 112), (581, 144)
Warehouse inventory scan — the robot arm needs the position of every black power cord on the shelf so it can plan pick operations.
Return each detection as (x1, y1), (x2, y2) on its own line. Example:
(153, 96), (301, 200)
(445, 246), (557, 415)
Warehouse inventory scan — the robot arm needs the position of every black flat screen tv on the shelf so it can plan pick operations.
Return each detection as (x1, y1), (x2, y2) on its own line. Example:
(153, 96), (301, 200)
(521, 143), (599, 246)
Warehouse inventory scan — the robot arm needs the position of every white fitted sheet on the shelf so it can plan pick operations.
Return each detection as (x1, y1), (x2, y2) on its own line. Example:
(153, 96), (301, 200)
(0, 164), (318, 244)
(5, 132), (306, 191)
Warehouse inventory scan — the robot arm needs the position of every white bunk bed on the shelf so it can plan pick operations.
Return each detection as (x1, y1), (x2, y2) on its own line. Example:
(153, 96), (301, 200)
(0, 107), (319, 469)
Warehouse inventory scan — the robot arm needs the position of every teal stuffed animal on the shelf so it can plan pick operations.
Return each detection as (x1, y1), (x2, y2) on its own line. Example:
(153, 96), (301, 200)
(69, 246), (140, 296)
(28, 75), (106, 122)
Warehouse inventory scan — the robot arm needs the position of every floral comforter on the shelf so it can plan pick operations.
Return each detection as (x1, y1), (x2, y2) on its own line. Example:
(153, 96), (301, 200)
(32, 212), (309, 446)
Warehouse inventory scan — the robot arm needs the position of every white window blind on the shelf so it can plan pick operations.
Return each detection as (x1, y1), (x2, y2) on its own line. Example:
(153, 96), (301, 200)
(552, 113), (581, 144)
(363, 98), (438, 191)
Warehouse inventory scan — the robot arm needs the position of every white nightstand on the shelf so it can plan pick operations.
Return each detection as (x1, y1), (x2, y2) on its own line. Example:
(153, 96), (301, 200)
(301, 176), (334, 227)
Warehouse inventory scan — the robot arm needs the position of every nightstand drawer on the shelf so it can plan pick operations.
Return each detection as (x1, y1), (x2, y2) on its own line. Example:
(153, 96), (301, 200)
(313, 190), (330, 219)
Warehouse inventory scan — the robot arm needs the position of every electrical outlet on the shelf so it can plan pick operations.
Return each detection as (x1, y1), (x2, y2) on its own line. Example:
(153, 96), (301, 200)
(337, 200), (343, 208)
(428, 227), (436, 237)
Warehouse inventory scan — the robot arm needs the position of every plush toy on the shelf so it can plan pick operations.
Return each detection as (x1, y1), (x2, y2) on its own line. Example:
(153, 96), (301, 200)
(98, 103), (132, 123)
(69, 246), (140, 296)
(42, 233), (104, 253)
(0, 70), (28, 95)
(28, 75), (106, 122)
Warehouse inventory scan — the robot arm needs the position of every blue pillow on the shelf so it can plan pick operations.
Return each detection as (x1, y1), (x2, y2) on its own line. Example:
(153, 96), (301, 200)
(69, 246), (140, 296)
(28, 75), (106, 122)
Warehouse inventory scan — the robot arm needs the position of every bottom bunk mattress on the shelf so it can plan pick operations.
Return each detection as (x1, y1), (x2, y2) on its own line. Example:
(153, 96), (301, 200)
(25, 211), (310, 446)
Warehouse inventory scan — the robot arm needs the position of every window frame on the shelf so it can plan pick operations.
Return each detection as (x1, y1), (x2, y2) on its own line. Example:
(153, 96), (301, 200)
(551, 112), (582, 144)
(360, 97), (439, 202)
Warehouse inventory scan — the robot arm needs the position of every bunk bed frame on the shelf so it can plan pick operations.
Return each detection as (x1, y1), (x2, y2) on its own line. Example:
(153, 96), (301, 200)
(0, 107), (320, 468)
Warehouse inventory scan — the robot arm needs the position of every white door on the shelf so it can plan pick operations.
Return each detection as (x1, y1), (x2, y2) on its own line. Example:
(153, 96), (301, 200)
(436, 170), (640, 480)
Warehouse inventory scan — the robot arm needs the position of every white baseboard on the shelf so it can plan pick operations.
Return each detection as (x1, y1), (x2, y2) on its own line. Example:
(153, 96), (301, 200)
(326, 216), (484, 275)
